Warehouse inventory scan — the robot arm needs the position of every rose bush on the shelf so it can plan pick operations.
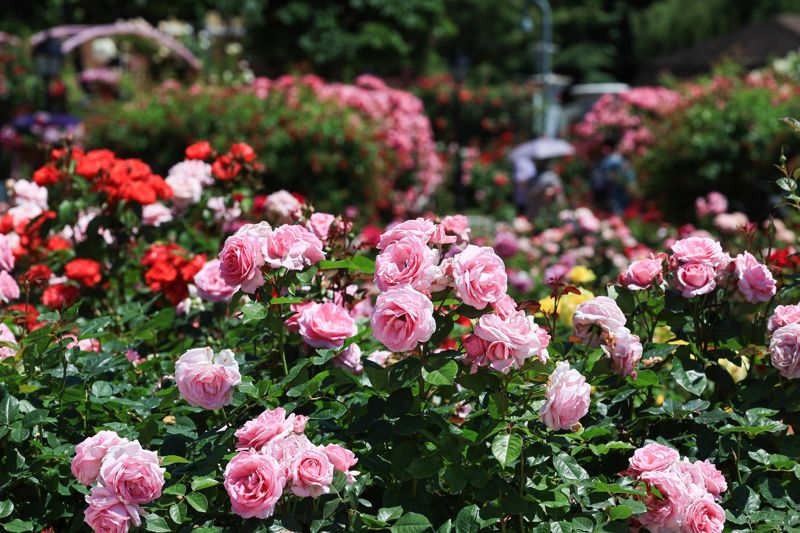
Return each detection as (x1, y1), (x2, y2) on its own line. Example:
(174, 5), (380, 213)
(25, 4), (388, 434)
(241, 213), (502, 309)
(0, 140), (797, 533)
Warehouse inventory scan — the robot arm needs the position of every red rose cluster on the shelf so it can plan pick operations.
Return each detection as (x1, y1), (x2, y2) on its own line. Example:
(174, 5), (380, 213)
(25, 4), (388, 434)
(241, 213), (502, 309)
(184, 141), (260, 181)
(33, 148), (172, 205)
(141, 243), (206, 305)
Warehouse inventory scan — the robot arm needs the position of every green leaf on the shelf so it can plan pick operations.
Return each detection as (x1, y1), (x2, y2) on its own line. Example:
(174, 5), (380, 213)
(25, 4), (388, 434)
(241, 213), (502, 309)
(421, 360), (458, 386)
(671, 359), (707, 396)
(0, 501), (12, 519)
(144, 513), (172, 532)
(377, 506), (404, 522)
(90, 381), (113, 398)
(350, 254), (375, 273)
(21, 409), (47, 428)
(2, 519), (32, 532)
(185, 492), (208, 513)
(454, 504), (482, 533)
(491, 433), (522, 468)
(390, 512), (433, 533)
(160, 455), (190, 466)
(190, 477), (219, 491)
(168, 503), (186, 525)
(79, 316), (113, 338)
(608, 505), (634, 520)
(241, 302), (267, 324)
(0, 396), (19, 425)
(553, 453), (588, 481)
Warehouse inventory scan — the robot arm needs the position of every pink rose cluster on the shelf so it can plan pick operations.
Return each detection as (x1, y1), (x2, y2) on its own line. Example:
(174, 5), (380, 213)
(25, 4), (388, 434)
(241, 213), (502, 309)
(371, 217), (475, 353)
(665, 237), (775, 303)
(224, 407), (358, 519)
(694, 191), (728, 219)
(175, 347), (242, 409)
(766, 305), (800, 379)
(71, 431), (165, 532)
(218, 220), (325, 294)
(626, 443), (727, 533)
(573, 296), (643, 379)
(539, 361), (590, 430)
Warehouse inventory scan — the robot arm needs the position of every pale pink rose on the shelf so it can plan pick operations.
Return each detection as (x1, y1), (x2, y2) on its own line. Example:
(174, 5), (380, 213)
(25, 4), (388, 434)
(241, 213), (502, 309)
(13, 179), (48, 208)
(8, 202), (42, 227)
(99, 440), (165, 504)
(65, 336), (101, 352)
(0, 234), (14, 272)
(713, 212), (748, 234)
(367, 350), (392, 367)
(84, 486), (143, 532)
(71, 431), (129, 486)
(262, 224), (325, 271)
(695, 191), (728, 218)
(218, 234), (265, 293)
(683, 495), (725, 533)
(292, 414), (308, 433)
(539, 362), (590, 431)
(674, 262), (717, 298)
(285, 301), (315, 333)
(371, 285), (435, 352)
(769, 323), (800, 379)
(141, 203), (173, 226)
(236, 221), (273, 240)
(307, 212), (335, 241)
(670, 237), (728, 268)
(223, 451), (285, 519)
(464, 311), (543, 374)
(638, 468), (694, 532)
(573, 296), (626, 347)
(429, 257), (454, 293)
(297, 302), (357, 349)
(695, 460), (727, 498)
(375, 235), (437, 292)
(290, 446), (334, 497)
(377, 218), (436, 250)
(618, 258), (663, 290)
(0, 323), (17, 359)
(263, 434), (314, 478)
(452, 245), (508, 309)
(441, 215), (470, 241)
(602, 326), (642, 379)
(429, 224), (457, 245)
(333, 343), (364, 374)
(768, 304), (800, 333)
(194, 259), (237, 302)
(575, 207), (600, 233)
(167, 160), (213, 187)
(734, 252), (776, 303)
(175, 347), (241, 409)
(165, 165), (205, 208)
(628, 443), (680, 475)
(323, 444), (359, 483)
(235, 407), (295, 451)
(0, 271), (19, 303)
(264, 190), (302, 224)
(491, 294), (518, 319)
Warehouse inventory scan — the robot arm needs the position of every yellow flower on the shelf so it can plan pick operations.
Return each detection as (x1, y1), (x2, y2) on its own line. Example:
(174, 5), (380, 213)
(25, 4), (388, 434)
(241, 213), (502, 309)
(539, 288), (595, 326)
(652, 325), (674, 344)
(718, 355), (751, 384)
(568, 265), (596, 284)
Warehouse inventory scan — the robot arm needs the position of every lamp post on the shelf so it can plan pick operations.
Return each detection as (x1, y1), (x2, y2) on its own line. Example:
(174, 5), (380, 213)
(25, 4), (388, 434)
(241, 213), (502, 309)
(452, 51), (469, 211)
(33, 33), (64, 111)
(527, 0), (553, 136)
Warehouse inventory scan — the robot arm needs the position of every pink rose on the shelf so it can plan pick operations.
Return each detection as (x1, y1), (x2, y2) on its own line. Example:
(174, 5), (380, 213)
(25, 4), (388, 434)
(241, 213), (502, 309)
(307, 212), (335, 241)
(263, 434), (314, 478)
(165, 170), (203, 208)
(374, 235), (437, 292)
(71, 430), (129, 486)
(683, 495), (725, 533)
(602, 326), (642, 379)
(618, 258), (663, 290)
(292, 414), (308, 433)
(371, 285), (435, 352)
(84, 486), (142, 533)
(491, 294), (518, 319)
(262, 224), (325, 271)
(333, 343), (364, 374)
(695, 460), (727, 498)
(99, 440), (165, 504)
(674, 262), (717, 298)
(638, 468), (695, 532)
(0, 323), (17, 359)
(236, 221), (273, 240)
(290, 446), (334, 498)
(377, 218), (436, 250)
(463, 310), (544, 374)
(141, 203), (173, 226)
(768, 304), (800, 333)
(734, 252), (776, 303)
(573, 296), (626, 347)
(323, 444), (359, 483)
(285, 301), (315, 333)
(695, 191), (728, 218)
(264, 190), (302, 224)
(194, 259), (239, 302)
(539, 362), (590, 431)
(670, 237), (729, 268)
(440, 215), (470, 241)
(236, 407), (295, 451)
(297, 302), (357, 349)
(224, 451), (285, 519)
(628, 443), (679, 475)
(175, 347), (241, 409)
(0, 234), (14, 272)
(367, 350), (392, 367)
(713, 212), (748, 234)
(13, 179), (48, 209)
(452, 245), (508, 309)
(769, 324), (800, 379)
(493, 231), (519, 258)
(0, 271), (19, 303)
(218, 234), (265, 293)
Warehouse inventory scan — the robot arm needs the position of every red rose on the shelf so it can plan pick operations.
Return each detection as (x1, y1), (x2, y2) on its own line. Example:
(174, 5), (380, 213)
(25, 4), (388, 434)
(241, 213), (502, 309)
(8, 303), (42, 330)
(64, 259), (103, 288)
(46, 236), (71, 252)
(42, 283), (80, 309)
(185, 141), (212, 161)
(211, 155), (241, 180)
(21, 265), (53, 286)
(33, 165), (60, 186)
(75, 149), (116, 179)
(229, 143), (256, 162)
(145, 262), (177, 289)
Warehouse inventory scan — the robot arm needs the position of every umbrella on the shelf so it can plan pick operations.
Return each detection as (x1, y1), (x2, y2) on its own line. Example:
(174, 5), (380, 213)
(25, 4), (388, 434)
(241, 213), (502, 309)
(508, 137), (575, 161)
